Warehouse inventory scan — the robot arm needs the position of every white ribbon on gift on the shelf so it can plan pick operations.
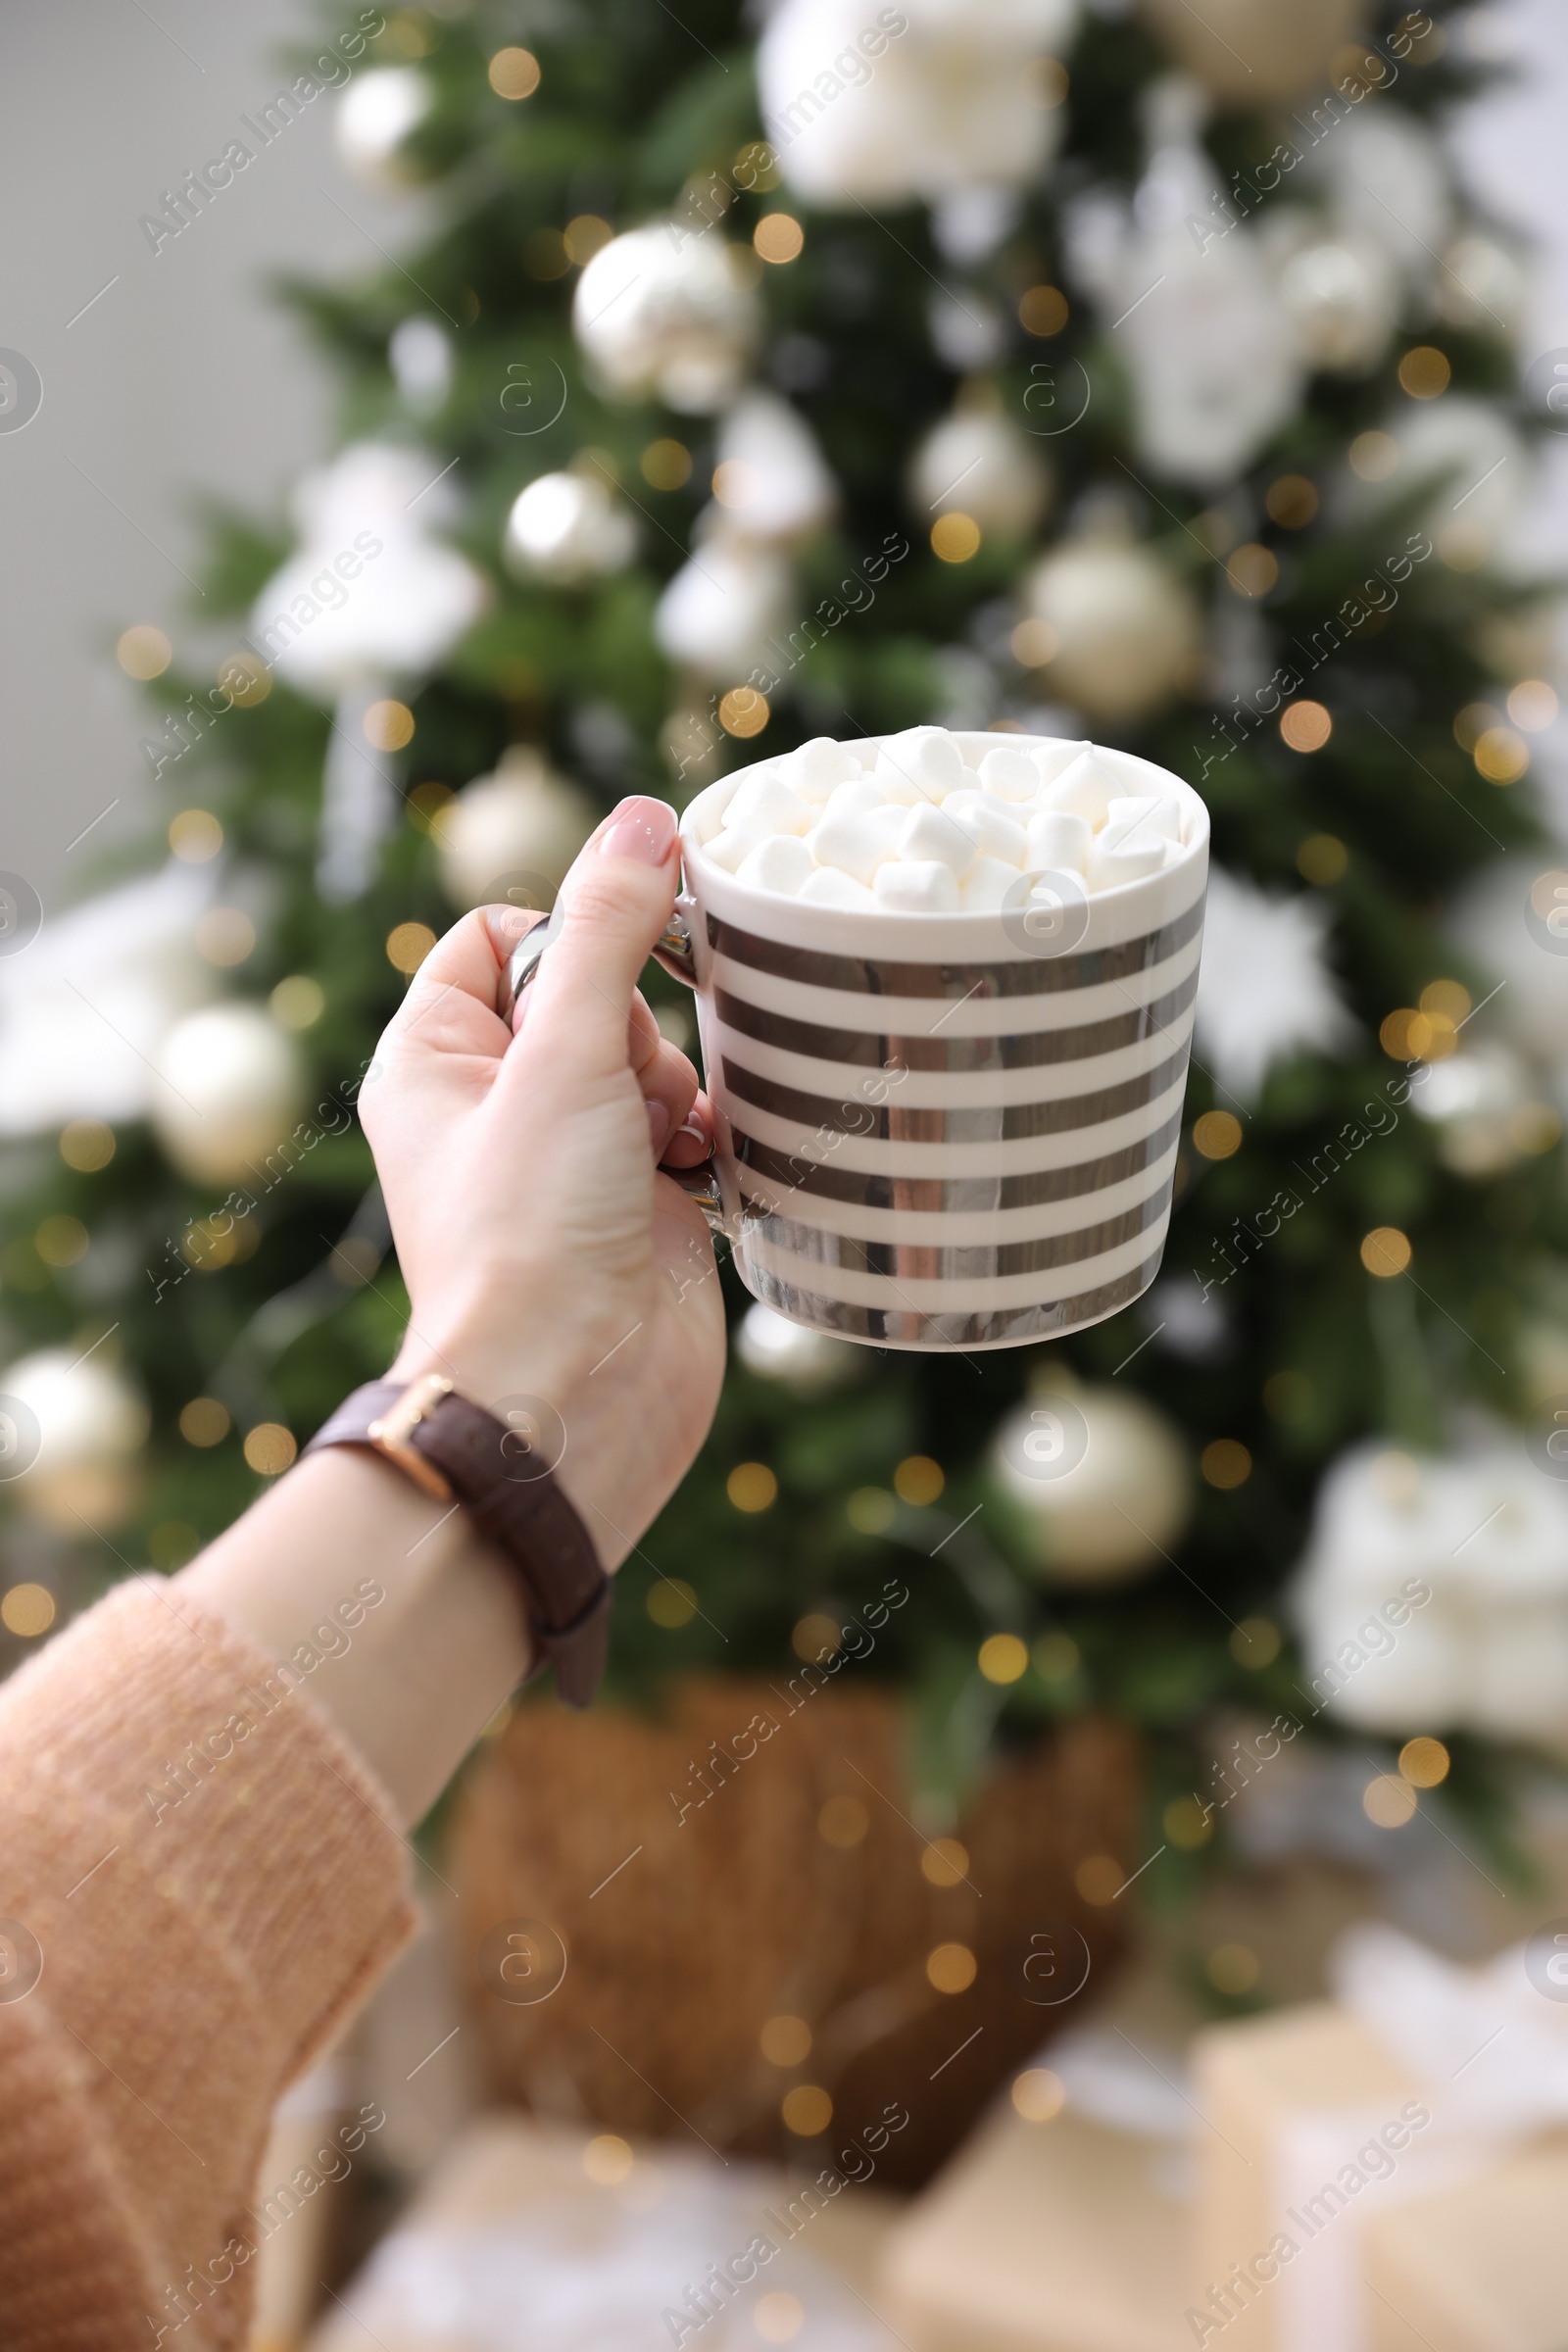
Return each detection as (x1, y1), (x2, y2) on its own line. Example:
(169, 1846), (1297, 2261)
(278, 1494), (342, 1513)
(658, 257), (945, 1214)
(1048, 2023), (1197, 2143)
(1270, 1924), (1568, 2352)
(1042, 2023), (1200, 2203)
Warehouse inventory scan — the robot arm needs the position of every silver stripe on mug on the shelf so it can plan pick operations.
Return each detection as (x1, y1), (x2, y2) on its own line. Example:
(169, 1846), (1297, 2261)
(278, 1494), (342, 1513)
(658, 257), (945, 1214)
(733, 1107), (1184, 1210)
(705, 891), (1204, 1002)
(719, 1046), (1192, 1142)
(713, 966), (1199, 1074)
(737, 1189), (1171, 1278)
(740, 1251), (1164, 1348)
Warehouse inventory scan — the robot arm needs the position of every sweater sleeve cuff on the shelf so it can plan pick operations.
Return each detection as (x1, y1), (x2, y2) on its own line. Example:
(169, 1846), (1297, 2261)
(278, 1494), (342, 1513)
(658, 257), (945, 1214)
(0, 1577), (418, 2335)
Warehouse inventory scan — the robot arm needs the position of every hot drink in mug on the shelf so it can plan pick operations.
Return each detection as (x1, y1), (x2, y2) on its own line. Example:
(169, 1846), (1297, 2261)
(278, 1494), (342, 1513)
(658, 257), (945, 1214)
(509, 726), (1207, 1351)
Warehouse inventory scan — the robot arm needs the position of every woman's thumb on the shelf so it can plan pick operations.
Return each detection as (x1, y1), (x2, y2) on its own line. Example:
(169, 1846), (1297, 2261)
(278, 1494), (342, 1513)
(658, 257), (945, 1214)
(518, 798), (681, 1074)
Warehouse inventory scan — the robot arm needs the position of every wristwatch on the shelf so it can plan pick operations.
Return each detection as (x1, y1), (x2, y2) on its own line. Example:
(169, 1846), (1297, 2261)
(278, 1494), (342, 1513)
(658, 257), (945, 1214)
(304, 1373), (612, 1708)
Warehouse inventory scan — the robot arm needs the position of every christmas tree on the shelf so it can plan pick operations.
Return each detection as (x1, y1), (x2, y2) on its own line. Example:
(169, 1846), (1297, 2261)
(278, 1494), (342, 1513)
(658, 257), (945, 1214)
(2, 0), (1562, 2035)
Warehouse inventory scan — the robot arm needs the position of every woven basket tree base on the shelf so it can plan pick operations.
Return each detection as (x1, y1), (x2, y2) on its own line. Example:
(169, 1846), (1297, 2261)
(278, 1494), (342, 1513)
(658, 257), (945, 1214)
(452, 1679), (1137, 2188)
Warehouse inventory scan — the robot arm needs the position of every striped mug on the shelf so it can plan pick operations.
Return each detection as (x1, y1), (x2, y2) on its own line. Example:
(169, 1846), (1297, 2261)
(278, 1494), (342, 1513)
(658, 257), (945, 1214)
(512, 736), (1207, 1352)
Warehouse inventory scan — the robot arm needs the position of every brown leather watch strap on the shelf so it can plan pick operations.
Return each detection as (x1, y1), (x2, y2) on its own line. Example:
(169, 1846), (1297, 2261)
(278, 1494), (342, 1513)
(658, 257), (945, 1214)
(304, 1377), (611, 1708)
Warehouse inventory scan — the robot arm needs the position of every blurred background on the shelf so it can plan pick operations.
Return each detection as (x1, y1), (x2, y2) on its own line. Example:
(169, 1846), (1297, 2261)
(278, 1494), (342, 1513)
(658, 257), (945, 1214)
(8, 2), (1568, 2346)
(8, 0), (1568, 902)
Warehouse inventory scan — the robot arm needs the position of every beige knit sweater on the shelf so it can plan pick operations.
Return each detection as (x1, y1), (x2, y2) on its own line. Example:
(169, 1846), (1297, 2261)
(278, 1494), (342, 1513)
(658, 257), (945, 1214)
(0, 1581), (416, 2346)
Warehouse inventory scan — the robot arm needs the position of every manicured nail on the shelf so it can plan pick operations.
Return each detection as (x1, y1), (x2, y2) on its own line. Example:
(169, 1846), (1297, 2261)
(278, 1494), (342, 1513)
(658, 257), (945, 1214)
(599, 797), (677, 866)
(646, 1098), (671, 1156)
(661, 1114), (710, 1167)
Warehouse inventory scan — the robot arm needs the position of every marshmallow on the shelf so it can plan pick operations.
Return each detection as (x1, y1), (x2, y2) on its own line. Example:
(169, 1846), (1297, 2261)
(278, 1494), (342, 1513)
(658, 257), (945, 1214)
(821, 776), (885, 821)
(1102, 793), (1183, 847)
(1032, 738), (1089, 788)
(788, 737), (863, 801)
(736, 835), (814, 896)
(691, 726), (1194, 912)
(704, 826), (762, 873)
(1025, 809), (1093, 875)
(1088, 835), (1168, 891)
(870, 754), (941, 807)
(808, 804), (905, 884)
(976, 747), (1040, 804)
(873, 858), (960, 912)
(959, 855), (1023, 911)
(879, 725), (965, 800)
(722, 772), (812, 835)
(898, 803), (977, 877)
(1038, 746), (1120, 828)
(800, 864), (877, 909)
(945, 790), (1027, 867)
(688, 793), (726, 846)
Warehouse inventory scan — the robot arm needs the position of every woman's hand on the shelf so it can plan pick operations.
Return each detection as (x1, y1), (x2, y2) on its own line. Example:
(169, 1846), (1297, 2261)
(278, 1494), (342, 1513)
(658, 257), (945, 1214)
(359, 795), (727, 1567)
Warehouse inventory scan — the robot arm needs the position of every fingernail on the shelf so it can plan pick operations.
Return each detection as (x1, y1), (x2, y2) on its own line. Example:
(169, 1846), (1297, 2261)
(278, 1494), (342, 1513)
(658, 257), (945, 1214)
(647, 1098), (672, 1156)
(600, 797), (677, 867)
(676, 1115), (706, 1146)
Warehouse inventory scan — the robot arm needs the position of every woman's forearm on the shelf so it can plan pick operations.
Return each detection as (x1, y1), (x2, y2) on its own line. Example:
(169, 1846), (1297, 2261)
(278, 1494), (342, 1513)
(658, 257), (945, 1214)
(177, 1446), (529, 1825)
(181, 820), (724, 1826)
(0, 820), (728, 2341)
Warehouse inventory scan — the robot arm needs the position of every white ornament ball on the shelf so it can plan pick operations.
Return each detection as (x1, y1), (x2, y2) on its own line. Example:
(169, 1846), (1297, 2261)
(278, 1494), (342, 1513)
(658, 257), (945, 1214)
(1407, 1040), (1544, 1178)
(737, 1301), (859, 1393)
(909, 410), (1052, 537)
(759, 0), (1077, 206)
(334, 68), (434, 191)
(711, 393), (838, 544)
(1277, 236), (1396, 374)
(992, 1380), (1191, 1585)
(1024, 536), (1200, 720)
(150, 1004), (306, 1188)
(504, 472), (637, 585)
(434, 749), (598, 910)
(1394, 398), (1525, 565)
(1140, 0), (1365, 103)
(573, 227), (760, 414)
(1321, 110), (1450, 289)
(1437, 237), (1528, 338)
(0, 1348), (149, 1533)
(1449, 854), (1568, 1072)
(655, 533), (796, 681)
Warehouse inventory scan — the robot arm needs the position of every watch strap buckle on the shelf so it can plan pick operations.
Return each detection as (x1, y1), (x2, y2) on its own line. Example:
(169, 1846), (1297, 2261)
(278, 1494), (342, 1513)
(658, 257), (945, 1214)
(368, 1373), (455, 1501)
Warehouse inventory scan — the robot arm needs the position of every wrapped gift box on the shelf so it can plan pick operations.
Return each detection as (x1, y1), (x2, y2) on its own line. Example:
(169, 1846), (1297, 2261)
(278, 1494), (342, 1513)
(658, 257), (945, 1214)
(879, 2070), (1192, 2352)
(1192, 1930), (1568, 2352)
(1194, 2001), (1429, 2352)
(306, 2110), (904, 2352)
(1362, 2133), (1568, 2352)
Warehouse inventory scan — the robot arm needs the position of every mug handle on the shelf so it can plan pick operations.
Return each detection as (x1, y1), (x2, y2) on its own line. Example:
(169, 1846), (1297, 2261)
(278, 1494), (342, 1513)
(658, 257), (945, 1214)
(498, 898), (723, 1232)
(498, 901), (697, 1016)
(651, 900), (699, 988)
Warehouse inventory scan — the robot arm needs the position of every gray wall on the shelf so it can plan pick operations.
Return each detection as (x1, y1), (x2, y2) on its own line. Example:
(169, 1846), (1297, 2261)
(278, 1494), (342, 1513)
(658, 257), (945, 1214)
(0, 0), (418, 907)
